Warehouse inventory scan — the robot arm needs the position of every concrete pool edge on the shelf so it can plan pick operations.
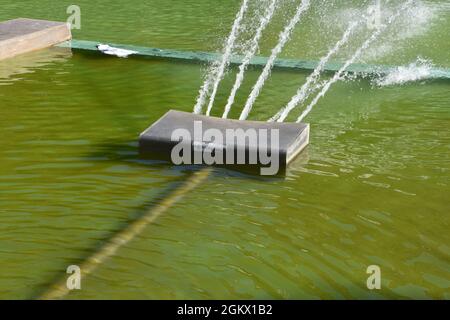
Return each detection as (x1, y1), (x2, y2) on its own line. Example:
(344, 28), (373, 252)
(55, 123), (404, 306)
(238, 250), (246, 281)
(0, 18), (71, 61)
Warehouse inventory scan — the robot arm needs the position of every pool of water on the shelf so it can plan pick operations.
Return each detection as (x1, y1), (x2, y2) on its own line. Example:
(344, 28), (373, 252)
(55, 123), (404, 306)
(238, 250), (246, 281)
(0, 0), (449, 299)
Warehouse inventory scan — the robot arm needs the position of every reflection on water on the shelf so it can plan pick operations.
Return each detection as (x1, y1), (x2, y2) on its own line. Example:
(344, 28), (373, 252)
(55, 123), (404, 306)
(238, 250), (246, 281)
(0, 47), (72, 84)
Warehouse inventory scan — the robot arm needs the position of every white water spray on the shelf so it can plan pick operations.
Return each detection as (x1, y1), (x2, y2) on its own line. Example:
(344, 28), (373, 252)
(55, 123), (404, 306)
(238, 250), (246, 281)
(194, 0), (250, 115)
(204, 0), (250, 116)
(271, 20), (361, 123)
(222, 0), (279, 119)
(239, 0), (311, 121)
(296, 0), (414, 123)
(374, 57), (434, 86)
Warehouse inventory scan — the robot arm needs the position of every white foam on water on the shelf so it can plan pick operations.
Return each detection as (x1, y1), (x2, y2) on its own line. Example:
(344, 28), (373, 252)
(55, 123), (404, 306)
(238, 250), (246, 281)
(222, 0), (279, 119)
(193, 0), (250, 115)
(374, 57), (434, 86)
(239, 0), (311, 121)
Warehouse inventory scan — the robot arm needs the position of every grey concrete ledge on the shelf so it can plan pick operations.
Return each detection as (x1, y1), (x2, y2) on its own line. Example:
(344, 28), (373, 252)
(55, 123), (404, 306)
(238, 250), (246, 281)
(0, 18), (71, 61)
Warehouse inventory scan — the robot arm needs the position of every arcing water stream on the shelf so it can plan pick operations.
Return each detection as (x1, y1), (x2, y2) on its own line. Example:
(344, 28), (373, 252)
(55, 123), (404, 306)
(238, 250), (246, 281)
(222, 0), (279, 119)
(239, 0), (311, 120)
(193, 0), (250, 115)
(195, 0), (432, 124)
(269, 20), (361, 123)
(296, 0), (414, 123)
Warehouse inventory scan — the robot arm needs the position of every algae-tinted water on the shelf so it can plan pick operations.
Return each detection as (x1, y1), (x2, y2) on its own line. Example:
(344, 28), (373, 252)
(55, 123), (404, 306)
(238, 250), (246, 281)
(0, 0), (449, 299)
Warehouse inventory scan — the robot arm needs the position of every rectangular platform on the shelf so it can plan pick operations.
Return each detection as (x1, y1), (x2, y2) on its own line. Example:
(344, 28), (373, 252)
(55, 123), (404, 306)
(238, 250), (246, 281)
(0, 18), (71, 61)
(139, 110), (309, 175)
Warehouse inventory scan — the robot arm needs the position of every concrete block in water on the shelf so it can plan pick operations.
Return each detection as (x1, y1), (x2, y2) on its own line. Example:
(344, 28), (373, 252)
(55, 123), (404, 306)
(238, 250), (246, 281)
(0, 18), (71, 61)
(139, 110), (309, 174)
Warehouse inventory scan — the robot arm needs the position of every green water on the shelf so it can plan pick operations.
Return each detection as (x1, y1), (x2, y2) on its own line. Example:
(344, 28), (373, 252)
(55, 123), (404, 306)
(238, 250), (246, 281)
(0, 0), (449, 299)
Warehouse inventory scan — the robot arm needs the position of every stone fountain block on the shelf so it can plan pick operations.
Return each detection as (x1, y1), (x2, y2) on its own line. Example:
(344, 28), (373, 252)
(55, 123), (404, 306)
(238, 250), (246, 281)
(0, 18), (71, 61)
(139, 110), (309, 174)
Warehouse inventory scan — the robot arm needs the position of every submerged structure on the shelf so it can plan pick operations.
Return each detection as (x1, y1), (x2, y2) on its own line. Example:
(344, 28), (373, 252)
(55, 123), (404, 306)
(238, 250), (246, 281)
(139, 110), (310, 174)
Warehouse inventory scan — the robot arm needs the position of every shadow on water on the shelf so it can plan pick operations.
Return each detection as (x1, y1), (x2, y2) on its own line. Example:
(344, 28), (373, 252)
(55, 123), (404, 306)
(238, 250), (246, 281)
(83, 138), (291, 180)
(30, 139), (199, 299)
(31, 138), (289, 299)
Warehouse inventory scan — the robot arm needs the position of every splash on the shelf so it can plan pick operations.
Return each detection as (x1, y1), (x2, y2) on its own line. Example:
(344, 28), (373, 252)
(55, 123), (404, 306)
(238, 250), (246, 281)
(296, 0), (414, 123)
(193, 0), (250, 115)
(239, 0), (311, 121)
(222, 0), (279, 119)
(374, 57), (434, 86)
(271, 20), (361, 123)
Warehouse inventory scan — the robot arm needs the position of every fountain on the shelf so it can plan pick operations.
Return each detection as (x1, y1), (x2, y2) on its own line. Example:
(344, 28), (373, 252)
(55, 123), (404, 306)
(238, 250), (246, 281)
(38, 0), (447, 299)
(141, 0), (314, 174)
(193, 0), (426, 126)
(6, 1), (430, 174)
(296, 0), (414, 123)
(141, 0), (430, 172)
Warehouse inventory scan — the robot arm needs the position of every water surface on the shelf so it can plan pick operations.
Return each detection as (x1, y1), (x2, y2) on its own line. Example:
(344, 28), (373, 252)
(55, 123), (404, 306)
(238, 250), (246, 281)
(0, 0), (449, 299)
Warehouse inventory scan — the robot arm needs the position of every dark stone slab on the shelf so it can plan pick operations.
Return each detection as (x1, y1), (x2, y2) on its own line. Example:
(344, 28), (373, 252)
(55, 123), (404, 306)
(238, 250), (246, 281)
(139, 110), (309, 175)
